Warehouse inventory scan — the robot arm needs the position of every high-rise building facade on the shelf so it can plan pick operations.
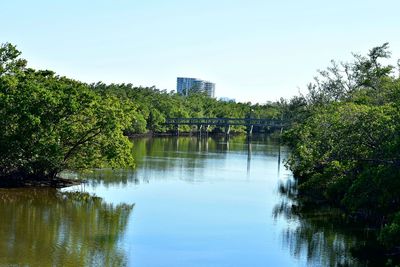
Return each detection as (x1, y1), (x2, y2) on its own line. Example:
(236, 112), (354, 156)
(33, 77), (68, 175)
(177, 77), (215, 97)
(204, 82), (215, 98)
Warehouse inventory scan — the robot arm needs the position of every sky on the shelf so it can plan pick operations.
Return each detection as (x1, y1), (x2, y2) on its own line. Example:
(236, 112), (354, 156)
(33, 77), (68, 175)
(2, 0), (400, 103)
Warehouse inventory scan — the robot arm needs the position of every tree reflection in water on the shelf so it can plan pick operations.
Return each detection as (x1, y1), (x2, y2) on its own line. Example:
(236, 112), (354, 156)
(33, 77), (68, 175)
(0, 188), (133, 267)
(273, 179), (366, 267)
(80, 135), (283, 187)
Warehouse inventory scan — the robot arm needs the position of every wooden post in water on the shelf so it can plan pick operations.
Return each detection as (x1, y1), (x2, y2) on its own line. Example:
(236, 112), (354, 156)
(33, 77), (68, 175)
(278, 126), (284, 174)
(247, 139), (252, 176)
(246, 124), (253, 140)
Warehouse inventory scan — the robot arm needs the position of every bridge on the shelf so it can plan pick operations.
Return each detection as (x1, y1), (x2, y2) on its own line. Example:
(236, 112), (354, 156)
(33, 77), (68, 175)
(164, 117), (285, 135)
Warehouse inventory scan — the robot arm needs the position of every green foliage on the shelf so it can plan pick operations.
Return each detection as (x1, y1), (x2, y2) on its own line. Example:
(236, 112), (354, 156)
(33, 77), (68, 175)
(380, 212), (400, 249)
(91, 83), (281, 134)
(0, 43), (135, 180)
(283, 43), (400, 250)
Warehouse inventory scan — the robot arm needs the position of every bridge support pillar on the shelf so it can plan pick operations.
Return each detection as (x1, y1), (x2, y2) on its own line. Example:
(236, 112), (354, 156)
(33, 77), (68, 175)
(197, 124), (203, 136)
(225, 125), (231, 136)
(205, 125), (210, 136)
(174, 124), (179, 136)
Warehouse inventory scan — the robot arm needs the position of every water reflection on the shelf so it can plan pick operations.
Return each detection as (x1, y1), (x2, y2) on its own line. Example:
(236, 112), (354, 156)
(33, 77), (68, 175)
(0, 188), (133, 267)
(274, 180), (364, 267)
(81, 135), (282, 187)
(0, 135), (372, 266)
(277, 140), (281, 175)
(247, 140), (252, 176)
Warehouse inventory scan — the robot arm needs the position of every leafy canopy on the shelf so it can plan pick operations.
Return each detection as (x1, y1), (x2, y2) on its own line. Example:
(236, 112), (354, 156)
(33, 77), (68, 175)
(0, 43), (135, 180)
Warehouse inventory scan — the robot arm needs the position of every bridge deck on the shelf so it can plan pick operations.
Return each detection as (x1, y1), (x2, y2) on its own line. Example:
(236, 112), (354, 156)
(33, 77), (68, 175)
(164, 118), (284, 127)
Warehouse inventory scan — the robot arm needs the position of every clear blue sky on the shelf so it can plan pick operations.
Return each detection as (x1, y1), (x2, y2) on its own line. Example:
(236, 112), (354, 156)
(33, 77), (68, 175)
(2, 0), (400, 103)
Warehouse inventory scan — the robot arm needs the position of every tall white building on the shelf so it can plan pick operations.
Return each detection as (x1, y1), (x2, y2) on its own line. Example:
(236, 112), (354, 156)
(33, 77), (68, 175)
(177, 77), (215, 97)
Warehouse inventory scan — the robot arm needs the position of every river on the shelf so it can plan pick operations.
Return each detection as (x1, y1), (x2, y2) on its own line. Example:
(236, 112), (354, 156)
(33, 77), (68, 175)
(0, 136), (363, 266)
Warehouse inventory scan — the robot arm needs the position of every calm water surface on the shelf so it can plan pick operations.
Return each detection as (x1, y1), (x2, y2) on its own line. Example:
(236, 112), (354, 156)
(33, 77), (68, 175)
(0, 136), (362, 266)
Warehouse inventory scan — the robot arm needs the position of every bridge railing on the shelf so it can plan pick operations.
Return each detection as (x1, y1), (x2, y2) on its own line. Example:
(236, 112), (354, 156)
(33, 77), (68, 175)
(164, 117), (285, 127)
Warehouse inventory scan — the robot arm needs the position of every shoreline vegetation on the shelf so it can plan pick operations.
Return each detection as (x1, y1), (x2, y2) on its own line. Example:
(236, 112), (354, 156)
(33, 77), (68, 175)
(2, 41), (400, 263)
(282, 43), (400, 264)
(0, 42), (280, 187)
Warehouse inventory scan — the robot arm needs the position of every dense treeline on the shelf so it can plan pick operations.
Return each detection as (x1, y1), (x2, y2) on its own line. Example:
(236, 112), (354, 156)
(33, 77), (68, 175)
(0, 42), (280, 181)
(0, 43), (137, 181)
(91, 83), (280, 134)
(282, 43), (400, 256)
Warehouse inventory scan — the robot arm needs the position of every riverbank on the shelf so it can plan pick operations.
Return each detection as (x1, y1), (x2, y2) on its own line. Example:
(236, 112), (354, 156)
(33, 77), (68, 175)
(0, 176), (82, 188)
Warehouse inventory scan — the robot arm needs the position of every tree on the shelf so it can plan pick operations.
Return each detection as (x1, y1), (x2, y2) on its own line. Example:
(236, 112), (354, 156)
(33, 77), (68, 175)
(0, 43), (135, 181)
(283, 43), (400, 252)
